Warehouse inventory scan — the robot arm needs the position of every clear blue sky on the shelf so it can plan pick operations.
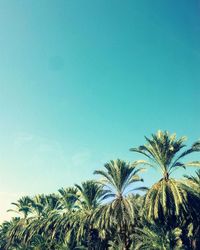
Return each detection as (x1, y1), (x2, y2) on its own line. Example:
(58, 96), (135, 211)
(0, 0), (200, 220)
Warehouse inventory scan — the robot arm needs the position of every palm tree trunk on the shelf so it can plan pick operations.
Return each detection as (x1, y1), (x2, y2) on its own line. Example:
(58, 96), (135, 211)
(88, 225), (94, 250)
(164, 171), (169, 181)
(120, 222), (129, 250)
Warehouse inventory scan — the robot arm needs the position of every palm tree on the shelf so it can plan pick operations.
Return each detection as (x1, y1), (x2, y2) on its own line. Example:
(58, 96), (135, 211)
(94, 159), (146, 249)
(130, 130), (200, 222)
(75, 180), (105, 211)
(58, 187), (78, 211)
(8, 196), (33, 219)
(3, 217), (28, 249)
(183, 169), (200, 196)
(132, 225), (183, 250)
(67, 180), (106, 249)
(181, 170), (200, 249)
(0, 218), (21, 249)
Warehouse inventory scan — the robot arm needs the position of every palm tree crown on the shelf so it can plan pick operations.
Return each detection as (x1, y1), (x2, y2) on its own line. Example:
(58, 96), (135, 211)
(75, 180), (106, 210)
(94, 159), (145, 249)
(130, 131), (200, 222)
(184, 169), (200, 194)
(130, 130), (200, 180)
(94, 159), (145, 198)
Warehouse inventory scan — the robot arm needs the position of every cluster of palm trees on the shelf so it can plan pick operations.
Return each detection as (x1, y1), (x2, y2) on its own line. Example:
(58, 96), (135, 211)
(0, 130), (199, 250)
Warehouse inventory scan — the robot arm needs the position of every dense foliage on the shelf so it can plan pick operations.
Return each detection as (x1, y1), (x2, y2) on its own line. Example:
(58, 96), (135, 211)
(0, 131), (200, 250)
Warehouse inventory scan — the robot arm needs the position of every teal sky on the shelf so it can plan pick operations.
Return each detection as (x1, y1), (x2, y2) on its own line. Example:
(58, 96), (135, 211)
(0, 0), (200, 221)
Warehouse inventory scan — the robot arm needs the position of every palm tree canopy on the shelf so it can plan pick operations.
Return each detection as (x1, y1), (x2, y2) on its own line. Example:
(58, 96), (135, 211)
(132, 225), (183, 250)
(184, 169), (200, 192)
(75, 180), (106, 210)
(130, 131), (200, 223)
(58, 187), (78, 211)
(8, 196), (33, 218)
(93, 159), (146, 236)
(94, 159), (146, 198)
(1, 132), (200, 250)
(182, 170), (200, 215)
(130, 130), (200, 179)
(145, 178), (188, 220)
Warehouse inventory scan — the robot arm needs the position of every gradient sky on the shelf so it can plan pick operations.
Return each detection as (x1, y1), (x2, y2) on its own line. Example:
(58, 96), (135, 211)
(0, 0), (200, 221)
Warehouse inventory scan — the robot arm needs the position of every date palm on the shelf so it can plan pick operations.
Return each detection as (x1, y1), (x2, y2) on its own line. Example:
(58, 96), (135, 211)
(30, 194), (61, 218)
(130, 130), (200, 222)
(8, 196), (33, 219)
(183, 169), (200, 196)
(75, 180), (105, 211)
(58, 187), (78, 211)
(181, 170), (200, 249)
(132, 225), (183, 250)
(94, 159), (146, 249)
(68, 180), (106, 249)
(0, 218), (21, 249)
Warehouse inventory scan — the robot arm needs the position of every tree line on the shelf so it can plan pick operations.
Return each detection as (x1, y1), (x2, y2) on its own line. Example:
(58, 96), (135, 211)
(0, 130), (200, 249)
